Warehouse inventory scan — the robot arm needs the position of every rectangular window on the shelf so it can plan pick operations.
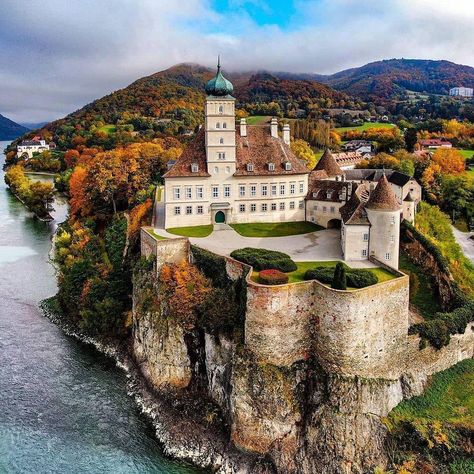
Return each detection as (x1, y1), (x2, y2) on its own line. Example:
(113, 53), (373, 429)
(196, 186), (203, 199)
(280, 183), (285, 195)
(271, 203), (277, 211)
(250, 203), (256, 212)
(362, 249), (368, 257)
(271, 184), (277, 196)
(313, 205), (318, 211)
(390, 235), (395, 243)
(239, 185), (246, 197)
(290, 183), (296, 195)
(185, 187), (192, 199)
(290, 201), (295, 210)
(250, 185), (257, 197)
(212, 186), (219, 198)
(330, 206), (335, 213)
(385, 253), (391, 260)
(239, 204), (245, 213)
(262, 203), (268, 212)
(363, 233), (369, 241)
(218, 152), (226, 160)
(261, 184), (268, 197)
(186, 206), (192, 215)
(197, 206), (203, 214)
(279, 202), (285, 211)
(391, 216), (396, 224)
(299, 201), (304, 209)
(299, 182), (304, 193)
(323, 206), (327, 213)
(174, 206), (181, 215)
(224, 185), (231, 198)
(173, 187), (181, 200)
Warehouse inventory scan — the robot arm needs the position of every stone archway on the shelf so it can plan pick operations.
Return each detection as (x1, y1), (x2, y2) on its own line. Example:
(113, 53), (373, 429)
(327, 218), (341, 229)
(215, 210), (226, 224)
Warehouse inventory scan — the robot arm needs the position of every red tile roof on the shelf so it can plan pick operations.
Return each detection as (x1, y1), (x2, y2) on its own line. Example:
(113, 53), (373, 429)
(164, 125), (309, 178)
(366, 174), (401, 211)
(313, 149), (344, 177)
(340, 184), (370, 225)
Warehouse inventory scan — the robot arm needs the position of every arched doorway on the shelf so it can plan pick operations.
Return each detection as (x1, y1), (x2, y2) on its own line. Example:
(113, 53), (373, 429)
(215, 211), (226, 224)
(327, 219), (341, 229)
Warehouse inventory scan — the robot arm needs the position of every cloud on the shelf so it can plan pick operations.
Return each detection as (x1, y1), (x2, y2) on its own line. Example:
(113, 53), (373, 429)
(0, 0), (473, 123)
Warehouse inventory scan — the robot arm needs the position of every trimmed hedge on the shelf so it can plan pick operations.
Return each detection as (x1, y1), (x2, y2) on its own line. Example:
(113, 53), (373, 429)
(230, 247), (297, 273)
(332, 262), (347, 290)
(304, 265), (378, 289)
(259, 269), (289, 285)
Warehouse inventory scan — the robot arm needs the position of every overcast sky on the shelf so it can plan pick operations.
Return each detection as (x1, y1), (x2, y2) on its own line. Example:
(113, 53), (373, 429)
(1, 0), (473, 123)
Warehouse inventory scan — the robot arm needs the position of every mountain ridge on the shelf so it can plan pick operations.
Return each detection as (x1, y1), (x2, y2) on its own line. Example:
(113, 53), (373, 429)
(0, 114), (29, 140)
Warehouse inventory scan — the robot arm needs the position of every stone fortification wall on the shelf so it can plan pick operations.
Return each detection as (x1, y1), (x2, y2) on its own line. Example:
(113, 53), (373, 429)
(140, 227), (189, 270)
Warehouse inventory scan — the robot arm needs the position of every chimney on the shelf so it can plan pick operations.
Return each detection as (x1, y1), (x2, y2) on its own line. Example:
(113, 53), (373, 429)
(283, 123), (290, 145)
(240, 117), (247, 137)
(270, 117), (278, 138)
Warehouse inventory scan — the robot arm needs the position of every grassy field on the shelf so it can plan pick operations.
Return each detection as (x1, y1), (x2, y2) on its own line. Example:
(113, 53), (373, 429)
(388, 358), (474, 429)
(458, 149), (474, 159)
(333, 122), (395, 133)
(399, 254), (442, 319)
(166, 224), (214, 237)
(245, 115), (271, 125)
(252, 260), (396, 285)
(98, 124), (117, 134)
(230, 221), (324, 237)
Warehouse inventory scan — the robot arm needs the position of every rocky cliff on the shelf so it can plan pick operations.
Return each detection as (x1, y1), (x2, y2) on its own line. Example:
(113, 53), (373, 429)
(132, 230), (474, 473)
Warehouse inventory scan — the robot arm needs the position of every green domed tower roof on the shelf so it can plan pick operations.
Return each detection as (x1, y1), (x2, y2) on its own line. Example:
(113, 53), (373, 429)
(205, 57), (234, 97)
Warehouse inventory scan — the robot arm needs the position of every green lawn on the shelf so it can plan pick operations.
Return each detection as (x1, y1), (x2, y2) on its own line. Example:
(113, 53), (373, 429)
(399, 253), (442, 319)
(457, 149), (474, 160)
(333, 121), (395, 133)
(245, 115), (271, 125)
(252, 260), (396, 285)
(98, 124), (117, 134)
(388, 358), (474, 429)
(230, 221), (324, 237)
(166, 225), (214, 238)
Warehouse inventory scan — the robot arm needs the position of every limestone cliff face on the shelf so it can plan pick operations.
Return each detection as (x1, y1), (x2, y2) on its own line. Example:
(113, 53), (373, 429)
(132, 233), (474, 473)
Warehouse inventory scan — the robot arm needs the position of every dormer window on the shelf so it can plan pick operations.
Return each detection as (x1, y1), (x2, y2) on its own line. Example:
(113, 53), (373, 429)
(326, 190), (332, 199)
(191, 163), (199, 173)
(247, 163), (254, 172)
(285, 162), (292, 171)
(313, 192), (317, 198)
(268, 163), (275, 171)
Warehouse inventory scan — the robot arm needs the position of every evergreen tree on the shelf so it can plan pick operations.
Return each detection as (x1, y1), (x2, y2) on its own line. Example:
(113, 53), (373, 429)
(404, 128), (418, 152)
(331, 262), (347, 290)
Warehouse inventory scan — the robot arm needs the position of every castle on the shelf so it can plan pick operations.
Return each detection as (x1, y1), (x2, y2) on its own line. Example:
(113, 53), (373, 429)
(163, 61), (421, 269)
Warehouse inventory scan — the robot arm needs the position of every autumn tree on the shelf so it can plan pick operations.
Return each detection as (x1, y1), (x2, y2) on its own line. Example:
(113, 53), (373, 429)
(291, 139), (317, 169)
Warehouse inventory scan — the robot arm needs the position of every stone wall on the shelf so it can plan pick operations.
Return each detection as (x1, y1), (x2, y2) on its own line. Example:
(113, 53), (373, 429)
(140, 227), (189, 270)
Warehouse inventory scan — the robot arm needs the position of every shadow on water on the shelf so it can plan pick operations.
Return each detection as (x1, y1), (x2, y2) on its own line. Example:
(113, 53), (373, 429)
(0, 141), (204, 473)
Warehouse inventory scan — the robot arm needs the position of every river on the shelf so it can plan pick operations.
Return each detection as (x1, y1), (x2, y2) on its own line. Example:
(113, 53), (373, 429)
(0, 141), (200, 473)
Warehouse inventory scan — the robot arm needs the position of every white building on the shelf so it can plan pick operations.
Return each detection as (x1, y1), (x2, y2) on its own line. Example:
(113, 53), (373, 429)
(449, 87), (473, 98)
(16, 137), (50, 159)
(163, 61), (309, 228)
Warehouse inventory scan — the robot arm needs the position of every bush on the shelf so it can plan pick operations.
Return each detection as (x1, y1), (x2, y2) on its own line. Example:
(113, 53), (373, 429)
(332, 262), (347, 290)
(230, 247), (297, 272)
(346, 269), (378, 288)
(304, 267), (334, 283)
(258, 269), (289, 285)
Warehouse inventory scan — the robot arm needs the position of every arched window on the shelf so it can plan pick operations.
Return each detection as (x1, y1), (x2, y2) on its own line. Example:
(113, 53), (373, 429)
(218, 105), (224, 114)
(216, 122), (220, 129)
(219, 138), (224, 144)
(223, 122), (227, 129)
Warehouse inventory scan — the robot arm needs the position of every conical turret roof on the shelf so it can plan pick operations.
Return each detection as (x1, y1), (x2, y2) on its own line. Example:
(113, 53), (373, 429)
(205, 57), (234, 97)
(366, 174), (401, 211)
(313, 149), (343, 177)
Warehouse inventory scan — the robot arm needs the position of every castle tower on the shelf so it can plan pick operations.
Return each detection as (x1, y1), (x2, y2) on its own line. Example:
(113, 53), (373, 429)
(204, 58), (236, 174)
(402, 191), (416, 224)
(312, 149), (344, 180)
(365, 174), (402, 269)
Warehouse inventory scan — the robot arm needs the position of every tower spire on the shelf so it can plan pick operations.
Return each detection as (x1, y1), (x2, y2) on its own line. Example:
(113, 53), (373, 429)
(217, 54), (221, 71)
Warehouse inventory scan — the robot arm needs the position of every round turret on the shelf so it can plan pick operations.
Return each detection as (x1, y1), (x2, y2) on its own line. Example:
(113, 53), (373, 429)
(205, 58), (234, 97)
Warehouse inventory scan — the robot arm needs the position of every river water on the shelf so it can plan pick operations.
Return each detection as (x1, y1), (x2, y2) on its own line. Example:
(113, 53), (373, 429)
(0, 141), (200, 473)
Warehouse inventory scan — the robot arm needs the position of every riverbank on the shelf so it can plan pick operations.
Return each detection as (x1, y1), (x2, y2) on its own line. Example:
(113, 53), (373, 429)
(41, 297), (273, 474)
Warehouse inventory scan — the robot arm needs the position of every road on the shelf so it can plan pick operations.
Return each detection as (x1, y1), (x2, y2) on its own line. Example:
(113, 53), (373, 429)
(451, 225), (474, 264)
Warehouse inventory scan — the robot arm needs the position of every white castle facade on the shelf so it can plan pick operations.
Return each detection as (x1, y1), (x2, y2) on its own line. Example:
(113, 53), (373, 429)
(162, 62), (422, 269)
